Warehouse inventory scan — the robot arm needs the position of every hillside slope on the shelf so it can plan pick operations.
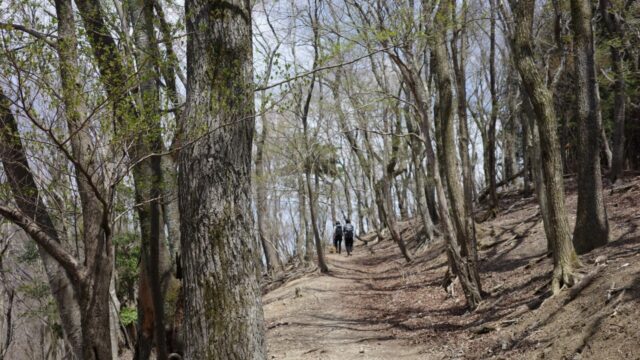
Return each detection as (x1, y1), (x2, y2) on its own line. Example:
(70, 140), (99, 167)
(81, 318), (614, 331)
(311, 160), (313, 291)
(264, 177), (640, 359)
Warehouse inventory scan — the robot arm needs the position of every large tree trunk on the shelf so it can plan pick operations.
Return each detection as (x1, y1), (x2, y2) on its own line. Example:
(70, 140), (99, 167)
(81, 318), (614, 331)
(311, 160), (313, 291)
(570, 0), (610, 254)
(509, 0), (580, 294)
(179, 0), (267, 358)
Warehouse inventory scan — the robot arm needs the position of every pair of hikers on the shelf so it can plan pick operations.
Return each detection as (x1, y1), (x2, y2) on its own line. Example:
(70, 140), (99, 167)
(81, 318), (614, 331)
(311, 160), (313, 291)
(333, 219), (355, 256)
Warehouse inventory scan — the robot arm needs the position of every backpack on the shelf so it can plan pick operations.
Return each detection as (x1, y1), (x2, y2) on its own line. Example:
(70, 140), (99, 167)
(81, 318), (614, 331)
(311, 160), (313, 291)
(344, 224), (354, 238)
(334, 225), (343, 238)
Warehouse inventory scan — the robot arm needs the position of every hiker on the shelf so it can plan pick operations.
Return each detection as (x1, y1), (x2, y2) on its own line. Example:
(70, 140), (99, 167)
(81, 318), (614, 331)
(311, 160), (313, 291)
(333, 221), (343, 254)
(344, 219), (354, 256)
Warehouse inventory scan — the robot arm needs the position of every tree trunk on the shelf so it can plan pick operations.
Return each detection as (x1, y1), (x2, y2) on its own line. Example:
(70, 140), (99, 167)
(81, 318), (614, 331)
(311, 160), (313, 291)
(376, 179), (412, 262)
(523, 97), (554, 252)
(503, 74), (518, 183)
(396, 180), (409, 220)
(381, 109), (412, 261)
(52, 1), (102, 356)
(179, 0), (267, 357)
(354, 174), (365, 234)
(300, 2), (328, 273)
(452, 0), (481, 289)
(509, 0), (580, 294)
(297, 175), (310, 262)
(256, 117), (281, 275)
(522, 109), (533, 196)
(488, 0), (499, 209)
(0, 89), (86, 359)
(404, 95), (435, 241)
(600, 0), (627, 183)
(161, 155), (181, 262)
(74, 0), (176, 356)
(570, 0), (610, 254)
(431, 0), (482, 307)
(340, 163), (354, 224)
(609, 48), (626, 183)
(128, 1), (170, 358)
(306, 166), (329, 272)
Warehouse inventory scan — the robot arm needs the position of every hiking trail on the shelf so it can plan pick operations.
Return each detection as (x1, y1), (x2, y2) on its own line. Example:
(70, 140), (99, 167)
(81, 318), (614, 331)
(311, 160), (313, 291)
(264, 178), (640, 360)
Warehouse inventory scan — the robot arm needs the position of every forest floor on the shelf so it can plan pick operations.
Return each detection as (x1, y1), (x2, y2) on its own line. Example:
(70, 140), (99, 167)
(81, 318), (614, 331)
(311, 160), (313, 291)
(263, 175), (640, 360)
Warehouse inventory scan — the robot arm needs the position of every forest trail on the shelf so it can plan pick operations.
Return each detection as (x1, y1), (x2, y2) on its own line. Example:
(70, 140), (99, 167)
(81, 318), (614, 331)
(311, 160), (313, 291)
(264, 177), (640, 360)
(263, 248), (432, 359)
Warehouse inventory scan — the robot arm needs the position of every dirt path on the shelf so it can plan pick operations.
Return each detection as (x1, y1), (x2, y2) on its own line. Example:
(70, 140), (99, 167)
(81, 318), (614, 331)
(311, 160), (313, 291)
(264, 249), (432, 359)
(264, 178), (640, 360)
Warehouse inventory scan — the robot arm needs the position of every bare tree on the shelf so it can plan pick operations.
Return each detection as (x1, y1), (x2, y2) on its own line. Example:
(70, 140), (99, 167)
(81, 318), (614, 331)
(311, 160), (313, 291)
(431, 0), (482, 308)
(508, 0), (580, 294)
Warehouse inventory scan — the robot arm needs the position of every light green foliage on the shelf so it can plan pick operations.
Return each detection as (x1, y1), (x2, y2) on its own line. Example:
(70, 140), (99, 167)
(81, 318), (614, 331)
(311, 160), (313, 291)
(114, 233), (140, 302)
(120, 306), (138, 326)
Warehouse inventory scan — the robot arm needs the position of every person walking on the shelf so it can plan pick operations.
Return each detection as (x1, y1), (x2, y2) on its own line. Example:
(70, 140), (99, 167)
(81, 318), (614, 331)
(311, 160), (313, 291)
(344, 219), (354, 256)
(333, 221), (343, 254)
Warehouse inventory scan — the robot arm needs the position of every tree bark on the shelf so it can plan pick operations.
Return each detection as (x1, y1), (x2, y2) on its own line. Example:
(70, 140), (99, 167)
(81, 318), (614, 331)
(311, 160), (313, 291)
(431, 0), (482, 308)
(523, 97), (554, 252)
(452, 0), (481, 289)
(570, 0), (610, 254)
(403, 92), (435, 241)
(127, 1), (172, 358)
(52, 0), (102, 356)
(300, 1), (328, 273)
(256, 117), (281, 275)
(509, 0), (580, 294)
(0, 89), (86, 359)
(503, 72), (519, 183)
(609, 48), (626, 183)
(600, 0), (627, 183)
(522, 108), (533, 196)
(179, 0), (267, 357)
(297, 174), (310, 262)
(487, 0), (499, 209)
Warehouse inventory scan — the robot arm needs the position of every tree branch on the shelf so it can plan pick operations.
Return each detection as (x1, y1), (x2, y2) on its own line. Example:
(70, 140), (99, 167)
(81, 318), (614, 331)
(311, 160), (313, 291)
(254, 45), (399, 92)
(0, 22), (58, 49)
(0, 205), (82, 281)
